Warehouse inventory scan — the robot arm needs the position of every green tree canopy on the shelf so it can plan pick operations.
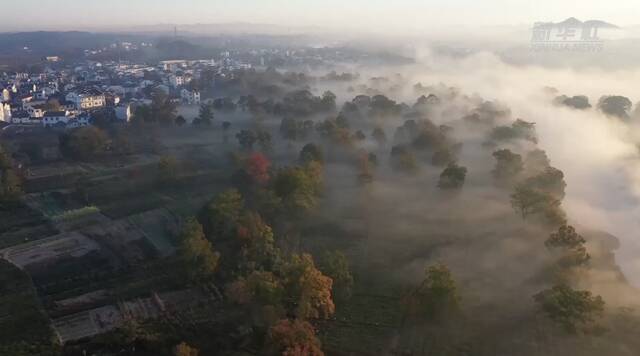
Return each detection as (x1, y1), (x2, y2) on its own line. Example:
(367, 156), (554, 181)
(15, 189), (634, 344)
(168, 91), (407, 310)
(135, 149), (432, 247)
(59, 126), (108, 161)
(299, 143), (324, 165)
(178, 218), (220, 283)
(438, 163), (468, 190)
(199, 189), (244, 239)
(492, 149), (523, 186)
(534, 284), (605, 334)
(406, 263), (460, 322)
(320, 251), (354, 301)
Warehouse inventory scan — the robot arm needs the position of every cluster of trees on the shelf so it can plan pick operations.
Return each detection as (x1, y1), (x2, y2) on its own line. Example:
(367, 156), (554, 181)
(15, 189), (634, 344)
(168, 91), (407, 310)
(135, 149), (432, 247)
(59, 126), (109, 161)
(553, 92), (637, 120)
(0, 146), (22, 203)
(438, 163), (468, 190)
(404, 263), (460, 323)
(321, 71), (359, 82)
(211, 67), (312, 99)
(235, 129), (272, 152)
(234, 90), (337, 119)
(598, 95), (633, 119)
(168, 139), (357, 354)
(173, 184), (333, 354)
(554, 95), (592, 110)
(489, 119), (537, 144)
(131, 89), (177, 126)
(339, 94), (402, 121)
(534, 225), (605, 334)
(391, 118), (460, 172)
(499, 148), (567, 226)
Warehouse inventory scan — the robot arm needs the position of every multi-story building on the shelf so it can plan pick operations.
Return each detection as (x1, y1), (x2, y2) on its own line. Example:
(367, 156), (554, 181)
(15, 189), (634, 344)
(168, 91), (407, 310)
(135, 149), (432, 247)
(0, 103), (11, 122)
(180, 89), (200, 105)
(66, 87), (106, 110)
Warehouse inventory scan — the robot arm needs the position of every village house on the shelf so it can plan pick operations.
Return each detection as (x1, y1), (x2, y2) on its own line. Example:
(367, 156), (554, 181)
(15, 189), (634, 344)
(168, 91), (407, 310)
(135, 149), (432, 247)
(180, 89), (200, 105)
(66, 87), (106, 110)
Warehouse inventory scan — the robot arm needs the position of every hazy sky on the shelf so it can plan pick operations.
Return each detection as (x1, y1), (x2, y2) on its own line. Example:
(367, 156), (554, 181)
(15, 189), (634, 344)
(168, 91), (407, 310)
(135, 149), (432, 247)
(2, 0), (638, 32)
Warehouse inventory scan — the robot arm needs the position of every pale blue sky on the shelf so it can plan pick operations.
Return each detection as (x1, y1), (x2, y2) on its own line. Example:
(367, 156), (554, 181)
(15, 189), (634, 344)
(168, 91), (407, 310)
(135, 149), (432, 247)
(3, 0), (638, 31)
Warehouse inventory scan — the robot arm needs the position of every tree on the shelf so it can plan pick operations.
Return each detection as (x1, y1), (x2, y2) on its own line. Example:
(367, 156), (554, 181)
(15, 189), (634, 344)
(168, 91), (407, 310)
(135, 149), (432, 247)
(438, 163), (467, 190)
(511, 183), (566, 226)
(199, 189), (244, 239)
(227, 270), (284, 308)
(236, 129), (258, 150)
(321, 90), (337, 112)
(284, 253), (335, 319)
(280, 117), (301, 141)
(257, 130), (273, 152)
(199, 103), (214, 126)
(432, 148), (454, 167)
(236, 212), (278, 270)
(490, 119), (537, 144)
(158, 155), (179, 184)
(357, 152), (374, 184)
(598, 95), (632, 119)
(245, 152), (272, 186)
(525, 149), (550, 173)
(559, 95), (591, 110)
(320, 251), (354, 301)
(175, 115), (186, 126)
(272, 163), (323, 217)
(0, 146), (22, 202)
(151, 88), (177, 125)
(59, 126), (108, 160)
(372, 126), (387, 146)
(390, 145), (418, 174)
(266, 319), (324, 356)
(406, 263), (460, 322)
(174, 342), (199, 356)
(545, 225), (590, 268)
(524, 167), (567, 200)
(335, 114), (349, 129)
(299, 143), (323, 165)
(132, 104), (152, 124)
(43, 98), (62, 112)
(178, 218), (220, 283)
(90, 108), (116, 129)
(534, 284), (605, 334)
(510, 184), (559, 220)
(492, 149), (523, 186)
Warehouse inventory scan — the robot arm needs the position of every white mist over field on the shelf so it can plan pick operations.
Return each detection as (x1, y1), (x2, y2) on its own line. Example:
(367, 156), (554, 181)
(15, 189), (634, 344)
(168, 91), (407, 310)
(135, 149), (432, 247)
(402, 49), (640, 285)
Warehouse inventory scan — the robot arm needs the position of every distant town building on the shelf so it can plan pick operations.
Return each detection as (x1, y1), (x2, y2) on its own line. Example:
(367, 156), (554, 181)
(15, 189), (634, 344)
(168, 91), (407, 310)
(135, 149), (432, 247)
(180, 89), (200, 105)
(66, 88), (106, 110)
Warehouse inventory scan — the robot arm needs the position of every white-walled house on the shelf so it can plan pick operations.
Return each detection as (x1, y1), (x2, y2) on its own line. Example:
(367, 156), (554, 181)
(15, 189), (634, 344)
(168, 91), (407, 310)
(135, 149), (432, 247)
(168, 74), (184, 88)
(24, 102), (47, 118)
(10, 111), (31, 124)
(180, 89), (200, 105)
(42, 111), (69, 127)
(42, 111), (90, 128)
(67, 112), (90, 128)
(66, 88), (106, 110)
(115, 103), (133, 122)
(0, 103), (11, 122)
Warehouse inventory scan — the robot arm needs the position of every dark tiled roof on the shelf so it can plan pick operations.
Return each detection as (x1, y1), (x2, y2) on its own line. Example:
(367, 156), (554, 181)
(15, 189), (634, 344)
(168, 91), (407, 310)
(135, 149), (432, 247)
(43, 111), (66, 117)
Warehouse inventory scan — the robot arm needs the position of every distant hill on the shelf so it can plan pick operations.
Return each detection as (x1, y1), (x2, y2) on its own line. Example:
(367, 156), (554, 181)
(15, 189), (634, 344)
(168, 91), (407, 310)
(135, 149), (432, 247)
(0, 31), (125, 54)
